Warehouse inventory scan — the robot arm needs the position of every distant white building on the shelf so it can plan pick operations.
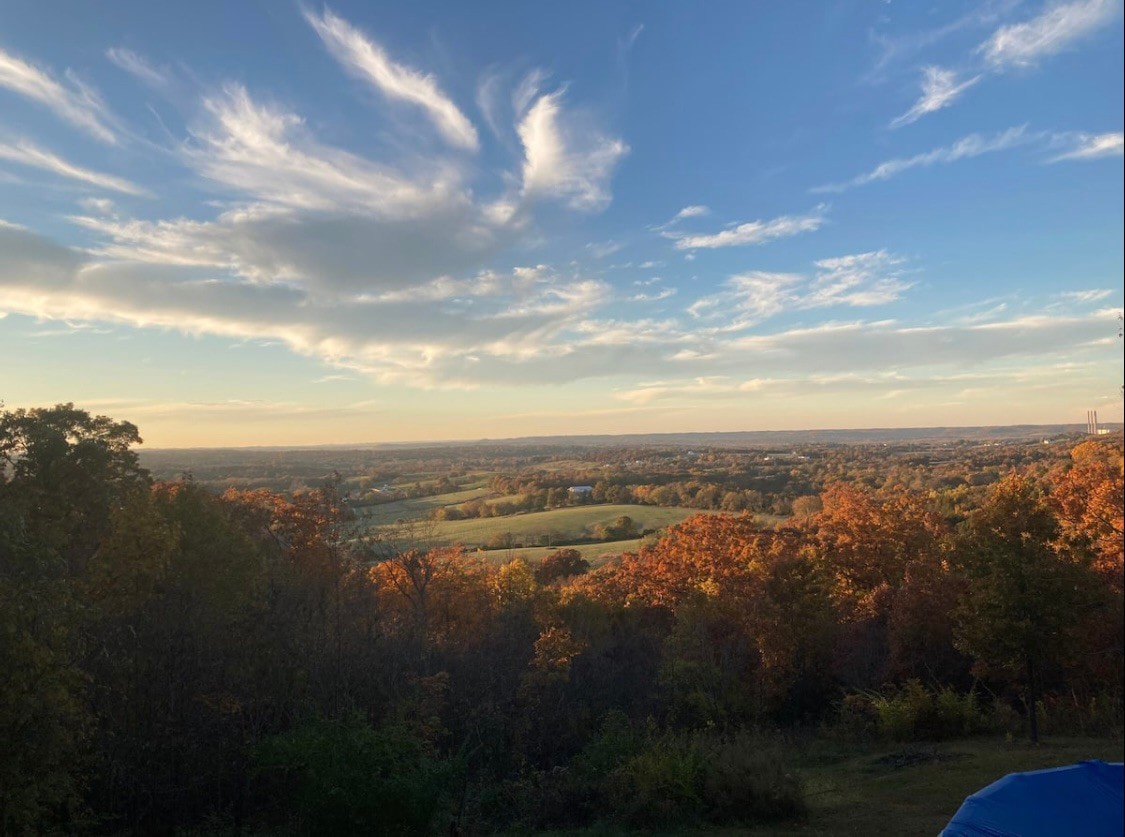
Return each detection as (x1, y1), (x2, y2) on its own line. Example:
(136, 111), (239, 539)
(568, 485), (594, 496)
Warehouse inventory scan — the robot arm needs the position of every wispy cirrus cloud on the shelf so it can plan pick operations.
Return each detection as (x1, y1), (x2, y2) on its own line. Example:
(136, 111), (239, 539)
(884, 1), (1120, 127)
(630, 286), (677, 303)
(664, 205), (827, 250)
(189, 83), (462, 215)
(586, 239), (624, 259)
(303, 6), (479, 151)
(668, 205), (709, 223)
(687, 272), (802, 327)
(57, 80), (513, 297)
(105, 47), (171, 89)
(517, 84), (629, 212)
(615, 376), (776, 405)
(1058, 288), (1113, 303)
(805, 251), (912, 308)
(48, 51), (626, 306)
(1050, 131), (1124, 160)
(980, 0), (1121, 69)
(814, 126), (1031, 192)
(870, 0), (1021, 72)
(0, 47), (117, 143)
(686, 250), (911, 331)
(650, 204), (710, 233)
(0, 138), (146, 195)
(890, 66), (982, 128)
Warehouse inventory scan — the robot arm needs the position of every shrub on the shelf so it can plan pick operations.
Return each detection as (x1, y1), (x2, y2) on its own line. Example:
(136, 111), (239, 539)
(838, 681), (989, 742)
(933, 685), (987, 737)
(253, 714), (452, 835)
(1031, 692), (1123, 737)
(487, 721), (805, 832)
(604, 730), (805, 829)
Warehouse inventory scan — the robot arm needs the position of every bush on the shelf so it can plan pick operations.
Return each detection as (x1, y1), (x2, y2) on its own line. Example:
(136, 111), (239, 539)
(837, 681), (989, 742)
(253, 714), (452, 835)
(1024, 693), (1123, 738)
(604, 730), (805, 830)
(482, 721), (804, 832)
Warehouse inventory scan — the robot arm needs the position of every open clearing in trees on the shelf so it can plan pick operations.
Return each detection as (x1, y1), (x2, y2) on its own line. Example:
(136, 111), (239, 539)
(759, 736), (1124, 836)
(402, 503), (722, 548)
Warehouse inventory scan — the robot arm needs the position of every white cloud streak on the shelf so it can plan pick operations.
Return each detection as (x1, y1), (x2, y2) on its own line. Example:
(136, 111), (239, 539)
(980, 0), (1121, 69)
(189, 83), (463, 215)
(1050, 131), (1124, 160)
(890, 66), (982, 128)
(304, 6), (479, 150)
(0, 47), (117, 143)
(882, 1), (1119, 127)
(0, 138), (146, 195)
(814, 127), (1031, 192)
(687, 250), (911, 331)
(671, 205), (709, 221)
(105, 47), (170, 89)
(665, 205), (827, 250)
(805, 251), (912, 308)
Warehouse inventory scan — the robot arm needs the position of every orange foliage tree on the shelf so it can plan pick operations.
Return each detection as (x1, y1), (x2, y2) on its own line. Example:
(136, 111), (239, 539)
(612, 514), (836, 721)
(1051, 438), (1124, 587)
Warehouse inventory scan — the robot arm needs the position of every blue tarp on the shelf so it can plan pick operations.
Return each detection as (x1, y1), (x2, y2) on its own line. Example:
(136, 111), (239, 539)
(941, 759), (1124, 836)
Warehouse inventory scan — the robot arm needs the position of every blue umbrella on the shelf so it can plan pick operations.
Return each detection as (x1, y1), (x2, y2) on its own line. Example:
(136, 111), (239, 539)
(942, 759), (1124, 837)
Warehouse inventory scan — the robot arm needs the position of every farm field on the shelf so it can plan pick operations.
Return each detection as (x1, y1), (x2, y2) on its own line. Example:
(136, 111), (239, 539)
(423, 503), (721, 547)
(351, 486), (490, 526)
(476, 538), (644, 566)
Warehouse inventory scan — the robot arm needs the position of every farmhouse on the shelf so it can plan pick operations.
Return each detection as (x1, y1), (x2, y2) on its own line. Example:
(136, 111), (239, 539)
(567, 485), (594, 496)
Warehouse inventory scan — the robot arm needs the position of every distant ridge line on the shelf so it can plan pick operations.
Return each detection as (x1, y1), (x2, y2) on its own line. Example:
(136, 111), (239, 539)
(140, 423), (1122, 453)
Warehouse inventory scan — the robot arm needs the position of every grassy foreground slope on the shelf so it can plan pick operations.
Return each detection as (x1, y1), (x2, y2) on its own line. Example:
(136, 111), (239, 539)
(746, 736), (1125, 836)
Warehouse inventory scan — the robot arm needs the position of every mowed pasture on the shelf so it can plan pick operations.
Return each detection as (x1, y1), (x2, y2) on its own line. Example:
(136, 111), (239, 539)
(351, 487), (490, 526)
(423, 504), (721, 547)
(479, 538), (644, 567)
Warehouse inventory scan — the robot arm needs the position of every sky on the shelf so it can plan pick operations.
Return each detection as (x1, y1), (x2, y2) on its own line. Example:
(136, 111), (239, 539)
(1, 0), (1122, 447)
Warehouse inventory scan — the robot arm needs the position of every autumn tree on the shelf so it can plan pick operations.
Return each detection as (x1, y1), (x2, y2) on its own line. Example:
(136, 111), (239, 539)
(1049, 437), (1124, 692)
(613, 514), (836, 721)
(954, 475), (1099, 742)
(812, 485), (946, 618)
(1051, 438), (1124, 586)
(811, 485), (950, 687)
(534, 548), (591, 585)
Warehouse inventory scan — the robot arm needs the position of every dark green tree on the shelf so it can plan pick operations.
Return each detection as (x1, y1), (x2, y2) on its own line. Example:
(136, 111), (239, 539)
(954, 475), (1097, 742)
(0, 404), (149, 831)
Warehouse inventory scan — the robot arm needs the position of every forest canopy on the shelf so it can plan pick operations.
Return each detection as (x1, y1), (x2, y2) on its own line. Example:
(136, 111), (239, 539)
(1, 405), (1122, 834)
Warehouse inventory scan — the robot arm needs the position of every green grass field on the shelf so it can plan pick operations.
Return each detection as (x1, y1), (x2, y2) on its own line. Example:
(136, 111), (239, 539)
(351, 487), (490, 526)
(474, 538), (644, 567)
(422, 504), (722, 548)
(744, 736), (1125, 836)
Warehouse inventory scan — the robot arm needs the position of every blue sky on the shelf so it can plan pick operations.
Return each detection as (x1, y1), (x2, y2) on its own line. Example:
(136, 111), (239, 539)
(1, 0), (1122, 446)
